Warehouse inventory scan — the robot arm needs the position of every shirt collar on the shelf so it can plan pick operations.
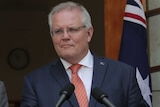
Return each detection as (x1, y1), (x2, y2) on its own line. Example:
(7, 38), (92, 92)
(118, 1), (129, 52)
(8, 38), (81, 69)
(60, 50), (93, 70)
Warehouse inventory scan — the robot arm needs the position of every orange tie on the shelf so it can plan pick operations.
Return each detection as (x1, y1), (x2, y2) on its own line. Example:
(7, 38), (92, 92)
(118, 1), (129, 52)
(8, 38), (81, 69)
(70, 64), (88, 107)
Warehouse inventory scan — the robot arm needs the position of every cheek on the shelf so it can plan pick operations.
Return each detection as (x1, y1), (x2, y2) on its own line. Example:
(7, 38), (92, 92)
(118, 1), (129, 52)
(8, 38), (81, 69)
(51, 37), (60, 49)
(51, 36), (58, 44)
(76, 36), (89, 48)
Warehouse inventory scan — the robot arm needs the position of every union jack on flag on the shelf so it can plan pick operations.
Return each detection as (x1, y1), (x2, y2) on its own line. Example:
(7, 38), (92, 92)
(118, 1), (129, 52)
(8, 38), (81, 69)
(119, 0), (152, 107)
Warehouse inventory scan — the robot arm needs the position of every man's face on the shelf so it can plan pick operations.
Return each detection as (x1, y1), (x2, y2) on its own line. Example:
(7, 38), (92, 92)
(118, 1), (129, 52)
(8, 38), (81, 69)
(51, 9), (93, 63)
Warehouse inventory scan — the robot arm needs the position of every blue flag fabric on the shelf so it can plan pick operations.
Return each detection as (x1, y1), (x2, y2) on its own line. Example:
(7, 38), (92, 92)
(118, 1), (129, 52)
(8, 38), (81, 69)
(119, 0), (152, 106)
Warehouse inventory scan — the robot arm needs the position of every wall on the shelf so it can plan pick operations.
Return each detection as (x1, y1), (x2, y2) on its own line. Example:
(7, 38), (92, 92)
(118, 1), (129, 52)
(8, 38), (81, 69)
(0, 10), (56, 100)
(148, 0), (160, 107)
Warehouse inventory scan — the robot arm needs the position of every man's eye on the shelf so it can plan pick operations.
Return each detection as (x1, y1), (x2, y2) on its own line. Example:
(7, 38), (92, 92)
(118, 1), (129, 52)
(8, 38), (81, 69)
(54, 30), (63, 34)
(69, 28), (79, 32)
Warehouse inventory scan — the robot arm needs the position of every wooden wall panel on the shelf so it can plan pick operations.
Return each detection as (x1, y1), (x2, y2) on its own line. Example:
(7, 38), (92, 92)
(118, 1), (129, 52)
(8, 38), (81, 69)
(104, 0), (146, 60)
(104, 0), (126, 60)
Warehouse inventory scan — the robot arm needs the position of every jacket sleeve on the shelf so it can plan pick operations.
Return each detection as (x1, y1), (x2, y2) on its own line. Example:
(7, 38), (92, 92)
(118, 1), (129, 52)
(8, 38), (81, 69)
(0, 81), (9, 107)
(20, 76), (38, 107)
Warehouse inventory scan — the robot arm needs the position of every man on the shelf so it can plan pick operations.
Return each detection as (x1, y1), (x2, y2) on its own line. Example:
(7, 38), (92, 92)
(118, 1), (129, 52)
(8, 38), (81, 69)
(0, 81), (9, 107)
(20, 1), (149, 107)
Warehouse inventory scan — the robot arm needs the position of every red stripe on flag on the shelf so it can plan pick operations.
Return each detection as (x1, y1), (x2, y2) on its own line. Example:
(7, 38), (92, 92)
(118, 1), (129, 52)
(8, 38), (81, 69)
(124, 12), (146, 25)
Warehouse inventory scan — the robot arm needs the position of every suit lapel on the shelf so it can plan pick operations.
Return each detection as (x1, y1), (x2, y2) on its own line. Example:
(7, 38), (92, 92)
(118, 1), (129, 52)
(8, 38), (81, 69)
(50, 59), (70, 87)
(89, 55), (109, 107)
(50, 59), (79, 107)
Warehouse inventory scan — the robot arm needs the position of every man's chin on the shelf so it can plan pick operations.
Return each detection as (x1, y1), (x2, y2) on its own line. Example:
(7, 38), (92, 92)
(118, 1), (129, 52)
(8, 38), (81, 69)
(61, 54), (74, 59)
(61, 54), (77, 62)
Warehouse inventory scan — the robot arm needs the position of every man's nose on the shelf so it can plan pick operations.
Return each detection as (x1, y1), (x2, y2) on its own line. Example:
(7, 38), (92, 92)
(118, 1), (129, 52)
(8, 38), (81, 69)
(62, 30), (70, 38)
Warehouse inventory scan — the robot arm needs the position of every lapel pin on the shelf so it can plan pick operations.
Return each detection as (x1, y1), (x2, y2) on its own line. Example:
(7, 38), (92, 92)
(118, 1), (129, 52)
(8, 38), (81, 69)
(100, 62), (105, 65)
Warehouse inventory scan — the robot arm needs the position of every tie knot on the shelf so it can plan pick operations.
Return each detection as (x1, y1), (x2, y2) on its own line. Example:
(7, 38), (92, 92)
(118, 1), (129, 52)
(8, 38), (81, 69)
(70, 64), (82, 74)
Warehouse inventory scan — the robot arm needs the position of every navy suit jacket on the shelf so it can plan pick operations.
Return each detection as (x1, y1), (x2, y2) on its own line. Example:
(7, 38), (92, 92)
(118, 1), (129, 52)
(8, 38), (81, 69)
(21, 55), (148, 107)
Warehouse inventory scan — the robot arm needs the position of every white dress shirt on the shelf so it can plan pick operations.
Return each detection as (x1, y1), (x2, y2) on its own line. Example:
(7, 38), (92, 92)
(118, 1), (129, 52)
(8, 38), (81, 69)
(60, 50), (93, 100)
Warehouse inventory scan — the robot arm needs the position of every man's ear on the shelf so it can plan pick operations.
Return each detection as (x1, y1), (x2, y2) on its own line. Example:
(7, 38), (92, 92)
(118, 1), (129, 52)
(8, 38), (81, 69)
(87, 27), (94, 42)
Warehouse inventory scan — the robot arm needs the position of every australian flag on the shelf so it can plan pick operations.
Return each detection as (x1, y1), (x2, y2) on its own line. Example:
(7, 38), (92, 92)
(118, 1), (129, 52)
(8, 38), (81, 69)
(119, 0), (152, 106)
